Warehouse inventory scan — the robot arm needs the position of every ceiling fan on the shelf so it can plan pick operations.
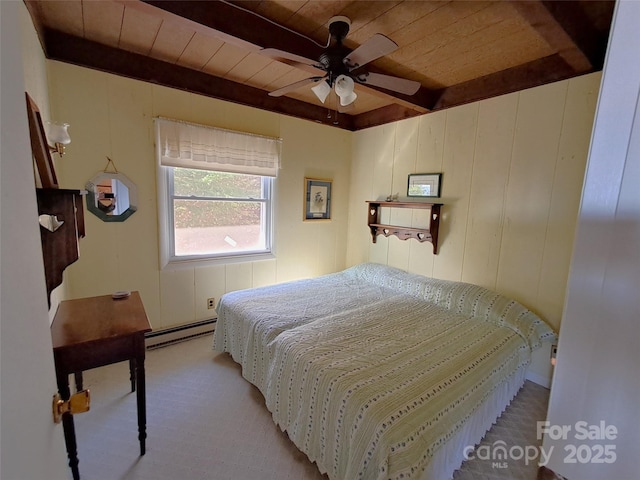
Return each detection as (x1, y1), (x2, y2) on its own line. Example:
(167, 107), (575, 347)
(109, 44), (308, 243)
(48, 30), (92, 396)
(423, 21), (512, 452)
(263, 16), (421, 109)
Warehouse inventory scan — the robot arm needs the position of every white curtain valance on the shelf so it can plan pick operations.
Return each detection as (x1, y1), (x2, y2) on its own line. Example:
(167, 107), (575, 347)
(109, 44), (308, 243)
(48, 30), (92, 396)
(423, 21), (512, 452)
(155, 117), (281, 177)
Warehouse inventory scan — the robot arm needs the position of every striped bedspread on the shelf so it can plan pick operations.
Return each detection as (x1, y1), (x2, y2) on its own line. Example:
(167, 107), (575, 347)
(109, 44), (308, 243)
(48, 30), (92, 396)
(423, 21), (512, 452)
(213, 263), (555, 480)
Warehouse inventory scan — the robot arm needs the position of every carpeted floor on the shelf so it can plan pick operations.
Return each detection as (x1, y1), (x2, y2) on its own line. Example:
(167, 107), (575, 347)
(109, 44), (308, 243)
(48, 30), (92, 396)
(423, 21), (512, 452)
(72, 334), (549, 480)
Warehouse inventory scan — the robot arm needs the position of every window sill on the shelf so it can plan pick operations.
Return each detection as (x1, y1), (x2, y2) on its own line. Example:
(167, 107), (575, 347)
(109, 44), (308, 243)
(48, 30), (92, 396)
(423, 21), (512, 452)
(161, 251), (275, 270)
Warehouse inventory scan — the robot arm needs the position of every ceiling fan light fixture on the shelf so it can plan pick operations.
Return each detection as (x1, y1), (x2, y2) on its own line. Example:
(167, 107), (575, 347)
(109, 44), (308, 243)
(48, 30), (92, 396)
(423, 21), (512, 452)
(334, 74), (357, 106)
(266, 15), (416, 111)
(311, 79), (331, 103)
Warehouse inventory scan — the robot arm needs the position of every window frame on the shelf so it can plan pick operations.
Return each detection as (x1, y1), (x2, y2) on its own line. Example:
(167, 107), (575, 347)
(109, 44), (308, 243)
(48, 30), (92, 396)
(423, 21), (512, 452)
(157, 165), (275, 269)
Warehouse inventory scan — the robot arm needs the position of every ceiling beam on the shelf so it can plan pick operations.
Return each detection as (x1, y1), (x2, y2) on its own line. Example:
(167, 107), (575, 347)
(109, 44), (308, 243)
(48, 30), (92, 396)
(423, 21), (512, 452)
(434, 54), (576, 111)
(137, 0), (436, 112)
(511, 1), (592, 73)
(42, 29), (355, 131)
(540, 0), (614, 69)
(352, 104), (424, 131)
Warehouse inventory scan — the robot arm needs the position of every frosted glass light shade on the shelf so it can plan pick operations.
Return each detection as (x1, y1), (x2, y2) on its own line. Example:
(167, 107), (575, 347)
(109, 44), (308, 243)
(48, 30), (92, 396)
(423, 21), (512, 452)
(311, 80), (331, 104)
(334, 75), (357, 106)
(47, 122), (71, 145)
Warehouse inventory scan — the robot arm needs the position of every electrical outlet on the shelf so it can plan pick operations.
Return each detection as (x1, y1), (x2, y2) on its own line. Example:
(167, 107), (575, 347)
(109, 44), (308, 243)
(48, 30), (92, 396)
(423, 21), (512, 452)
(207, 297), (216, 309)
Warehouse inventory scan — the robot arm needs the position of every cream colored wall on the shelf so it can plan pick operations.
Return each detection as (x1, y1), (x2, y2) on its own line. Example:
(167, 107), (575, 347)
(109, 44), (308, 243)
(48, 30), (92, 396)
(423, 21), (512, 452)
(47, 61), (351, 330)
(19, 2), (70, 317)
(347, 72), (601, 332)
(20, 7), (49, 125)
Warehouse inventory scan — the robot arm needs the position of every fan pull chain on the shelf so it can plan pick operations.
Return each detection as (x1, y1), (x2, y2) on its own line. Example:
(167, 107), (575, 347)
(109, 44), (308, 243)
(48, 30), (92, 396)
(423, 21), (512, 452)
(330, 92), (339, 125)
(326, 106), (339, 125)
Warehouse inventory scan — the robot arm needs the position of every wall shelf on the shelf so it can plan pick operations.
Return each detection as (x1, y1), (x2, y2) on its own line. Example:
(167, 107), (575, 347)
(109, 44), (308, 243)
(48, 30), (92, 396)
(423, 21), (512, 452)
(36, 188), (85, 305)
(366, 201), (442, 254)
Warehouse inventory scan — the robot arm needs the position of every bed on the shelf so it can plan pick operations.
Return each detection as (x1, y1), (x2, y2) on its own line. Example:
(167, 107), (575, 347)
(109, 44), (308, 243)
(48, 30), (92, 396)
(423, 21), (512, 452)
(213, 263), (556, 480)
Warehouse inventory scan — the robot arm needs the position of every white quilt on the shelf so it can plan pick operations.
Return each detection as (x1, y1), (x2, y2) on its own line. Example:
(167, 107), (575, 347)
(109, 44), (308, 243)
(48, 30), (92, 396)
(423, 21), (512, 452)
(213, 263), (555, 480)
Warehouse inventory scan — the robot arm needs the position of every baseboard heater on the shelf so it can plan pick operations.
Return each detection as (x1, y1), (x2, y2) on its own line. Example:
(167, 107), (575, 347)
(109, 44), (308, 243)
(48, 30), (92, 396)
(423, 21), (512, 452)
(145, 318), (216, 350)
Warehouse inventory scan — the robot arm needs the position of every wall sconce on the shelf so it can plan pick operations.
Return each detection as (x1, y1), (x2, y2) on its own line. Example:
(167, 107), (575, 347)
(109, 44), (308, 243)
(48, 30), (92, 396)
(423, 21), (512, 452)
(46, 121), (71, 157)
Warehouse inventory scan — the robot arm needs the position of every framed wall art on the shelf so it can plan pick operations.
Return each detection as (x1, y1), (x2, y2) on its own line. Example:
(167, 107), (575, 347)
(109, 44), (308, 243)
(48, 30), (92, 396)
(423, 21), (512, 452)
(407, 173), (442, 198)
(304, 177), (332, 220)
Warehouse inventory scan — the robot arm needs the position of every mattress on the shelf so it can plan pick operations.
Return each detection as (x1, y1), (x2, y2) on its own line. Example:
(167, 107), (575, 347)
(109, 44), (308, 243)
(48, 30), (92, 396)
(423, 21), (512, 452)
(213, 263), (555, 479)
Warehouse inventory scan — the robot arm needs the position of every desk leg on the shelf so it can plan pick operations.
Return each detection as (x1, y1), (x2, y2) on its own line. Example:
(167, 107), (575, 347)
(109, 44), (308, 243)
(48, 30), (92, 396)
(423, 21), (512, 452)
(74, 372), (83, 392)
(57, 372), (80, 480)
(129, 359), (136, 393)
(135, 355), (147, 455)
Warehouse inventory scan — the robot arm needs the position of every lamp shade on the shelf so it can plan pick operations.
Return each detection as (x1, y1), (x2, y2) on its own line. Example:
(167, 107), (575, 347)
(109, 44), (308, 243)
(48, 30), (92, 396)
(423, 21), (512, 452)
(47, 122), (71, 145)
(334, 75), (357, 106)
(311, 80), (331, 104)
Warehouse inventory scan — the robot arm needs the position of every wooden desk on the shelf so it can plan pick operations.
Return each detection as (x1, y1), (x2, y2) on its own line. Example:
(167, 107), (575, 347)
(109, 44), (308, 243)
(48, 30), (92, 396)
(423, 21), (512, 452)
(51, 292), (151, 480)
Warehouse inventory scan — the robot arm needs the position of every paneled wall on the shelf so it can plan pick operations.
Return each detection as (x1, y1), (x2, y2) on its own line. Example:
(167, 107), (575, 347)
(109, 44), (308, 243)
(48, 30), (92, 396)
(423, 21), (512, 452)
(48, 57), (599, 338)
(47, 61), (351, 330)
(347, 73), (601, 332)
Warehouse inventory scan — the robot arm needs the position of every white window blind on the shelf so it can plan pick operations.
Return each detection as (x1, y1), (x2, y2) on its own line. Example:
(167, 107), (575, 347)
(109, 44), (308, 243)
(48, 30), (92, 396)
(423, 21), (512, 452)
(156, 117), (281, 177)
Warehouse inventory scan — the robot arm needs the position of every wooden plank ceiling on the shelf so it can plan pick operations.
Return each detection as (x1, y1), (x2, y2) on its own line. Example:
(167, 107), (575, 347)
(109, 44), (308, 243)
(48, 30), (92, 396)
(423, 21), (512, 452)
(25, 0), (614, 131)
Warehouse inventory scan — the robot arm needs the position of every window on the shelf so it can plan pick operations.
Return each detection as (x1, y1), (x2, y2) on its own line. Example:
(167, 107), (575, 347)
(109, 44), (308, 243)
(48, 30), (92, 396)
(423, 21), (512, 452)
(168, 167), (273, 259)
(156, 118), (280, 267)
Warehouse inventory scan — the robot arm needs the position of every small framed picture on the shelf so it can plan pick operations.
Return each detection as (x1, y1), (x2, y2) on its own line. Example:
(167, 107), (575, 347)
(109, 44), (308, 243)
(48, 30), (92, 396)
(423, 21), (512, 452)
(304, 177), (332, 220)
(407, 173), (442, 198)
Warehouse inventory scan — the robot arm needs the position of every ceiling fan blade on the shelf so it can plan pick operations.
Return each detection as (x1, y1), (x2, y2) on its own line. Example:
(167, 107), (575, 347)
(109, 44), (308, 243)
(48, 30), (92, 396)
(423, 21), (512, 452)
(355, 72), (421, 96)
(260, 48), (324, 72)
(268, 77), (325, 97)
(344, 34), (398, 70)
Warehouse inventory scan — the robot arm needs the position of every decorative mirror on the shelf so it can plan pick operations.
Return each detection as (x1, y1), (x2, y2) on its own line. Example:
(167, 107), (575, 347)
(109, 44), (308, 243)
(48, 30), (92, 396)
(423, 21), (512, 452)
(85, 161), (137, 222)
